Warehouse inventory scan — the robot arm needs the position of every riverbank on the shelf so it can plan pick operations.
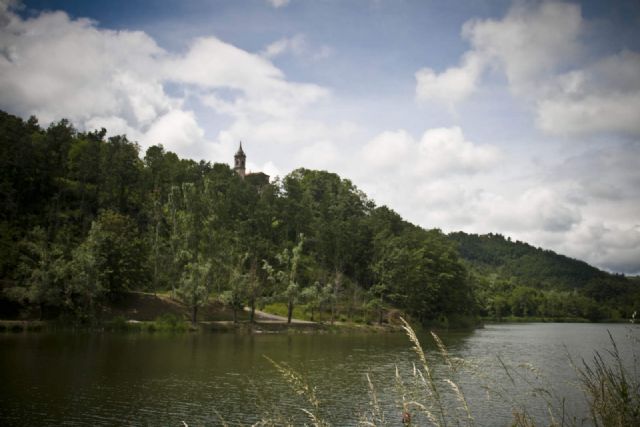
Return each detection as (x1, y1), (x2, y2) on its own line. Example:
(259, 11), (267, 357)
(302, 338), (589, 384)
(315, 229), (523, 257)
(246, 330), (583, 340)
(0, 291), (410, 334)
(0, 318), (404, 334)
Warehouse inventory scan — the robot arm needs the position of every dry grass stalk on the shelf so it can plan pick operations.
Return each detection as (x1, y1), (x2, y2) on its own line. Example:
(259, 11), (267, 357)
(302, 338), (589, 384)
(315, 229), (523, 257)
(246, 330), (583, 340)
(577, 330), (640, 427)
(263, 356), (329, 427)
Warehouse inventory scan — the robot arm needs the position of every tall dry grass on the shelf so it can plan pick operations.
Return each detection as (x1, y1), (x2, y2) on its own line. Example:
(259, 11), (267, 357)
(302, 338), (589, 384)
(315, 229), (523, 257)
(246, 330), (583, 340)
(252, 316), (639, 426)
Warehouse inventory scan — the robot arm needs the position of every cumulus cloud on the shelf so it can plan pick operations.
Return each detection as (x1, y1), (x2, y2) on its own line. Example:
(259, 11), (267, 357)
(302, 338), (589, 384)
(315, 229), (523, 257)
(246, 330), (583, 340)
(362, 130), (413, 170)
(141, 109), (205, 156)
(463, 1), (582, 96)
(357, 127), (503, 234)
(0, 2), (330, 163)
(0, 8), (170, 128)
(168, 37), (328, 121)
(267, 0), (290, 8)
(536, 51), (640, 135)
(362, 126), (501, 179)
(415, 52), (483, 107)
(416, 1), (640, 137)
(261, 34), (332, 61)
(358, 125), (640, 273)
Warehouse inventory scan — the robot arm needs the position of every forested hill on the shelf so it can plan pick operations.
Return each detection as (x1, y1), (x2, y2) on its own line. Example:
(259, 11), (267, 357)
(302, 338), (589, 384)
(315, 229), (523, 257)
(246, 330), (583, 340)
(0, 110), (637, 325)
(0, 110), (475, 326)
(448, 232), (609, 290)
(449, 232), (638, 321)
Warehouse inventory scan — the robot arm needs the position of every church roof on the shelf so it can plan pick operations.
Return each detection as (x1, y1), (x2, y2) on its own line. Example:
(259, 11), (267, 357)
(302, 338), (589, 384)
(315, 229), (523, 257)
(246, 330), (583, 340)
(235, 141), (245, 157)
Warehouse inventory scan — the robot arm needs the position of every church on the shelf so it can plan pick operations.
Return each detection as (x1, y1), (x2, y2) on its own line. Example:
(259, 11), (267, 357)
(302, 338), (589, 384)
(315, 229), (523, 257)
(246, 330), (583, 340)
(233, 142), (270, 186)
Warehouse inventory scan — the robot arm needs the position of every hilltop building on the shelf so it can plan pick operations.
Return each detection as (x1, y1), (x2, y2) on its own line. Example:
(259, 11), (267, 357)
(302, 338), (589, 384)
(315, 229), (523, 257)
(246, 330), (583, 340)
(234, 142), (270, 186)
(234, 142), (247, 178)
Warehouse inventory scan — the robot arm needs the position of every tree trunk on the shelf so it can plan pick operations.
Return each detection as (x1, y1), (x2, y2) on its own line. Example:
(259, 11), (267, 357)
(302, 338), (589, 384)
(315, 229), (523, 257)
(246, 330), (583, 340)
(192, 305), (197, 325)
(287, 300), (293, 324)
(378, 308), (383, 325)
(250, 298), (255, 323)
(233, 307), (238, 324)
(331, 302), (335, 325)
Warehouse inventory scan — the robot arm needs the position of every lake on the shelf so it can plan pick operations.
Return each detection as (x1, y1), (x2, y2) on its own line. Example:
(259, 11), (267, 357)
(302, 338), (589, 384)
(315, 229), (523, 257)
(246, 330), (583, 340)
(1, 323), (637, 426)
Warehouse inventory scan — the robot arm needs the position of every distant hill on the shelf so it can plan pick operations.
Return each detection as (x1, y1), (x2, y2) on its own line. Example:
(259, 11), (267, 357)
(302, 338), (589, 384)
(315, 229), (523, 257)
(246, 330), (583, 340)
(448, 231), (638, 320)
(448, 232), (609, 290)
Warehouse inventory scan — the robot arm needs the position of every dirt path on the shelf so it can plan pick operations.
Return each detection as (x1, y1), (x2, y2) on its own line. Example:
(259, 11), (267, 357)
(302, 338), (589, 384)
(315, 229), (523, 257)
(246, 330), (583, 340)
(248, 308), (315, 324)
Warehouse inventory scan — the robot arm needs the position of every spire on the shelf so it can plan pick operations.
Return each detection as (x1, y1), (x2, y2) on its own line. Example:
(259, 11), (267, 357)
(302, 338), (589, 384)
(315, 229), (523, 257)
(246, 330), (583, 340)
(236, 141), (245, 156)
(234, 140), (246, 178)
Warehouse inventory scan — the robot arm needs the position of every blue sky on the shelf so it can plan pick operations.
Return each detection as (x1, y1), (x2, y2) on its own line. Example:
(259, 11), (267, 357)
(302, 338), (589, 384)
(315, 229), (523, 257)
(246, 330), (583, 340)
(2, 0), (640, 274)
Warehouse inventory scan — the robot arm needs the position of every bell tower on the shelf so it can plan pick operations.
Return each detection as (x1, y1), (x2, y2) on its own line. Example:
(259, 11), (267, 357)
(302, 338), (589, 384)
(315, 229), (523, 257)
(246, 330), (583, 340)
(234, 141), (246, 178)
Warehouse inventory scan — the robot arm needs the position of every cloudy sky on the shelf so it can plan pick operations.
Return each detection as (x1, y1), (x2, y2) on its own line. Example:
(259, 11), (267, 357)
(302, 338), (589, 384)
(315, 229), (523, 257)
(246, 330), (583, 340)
(1, 0), (639, 274)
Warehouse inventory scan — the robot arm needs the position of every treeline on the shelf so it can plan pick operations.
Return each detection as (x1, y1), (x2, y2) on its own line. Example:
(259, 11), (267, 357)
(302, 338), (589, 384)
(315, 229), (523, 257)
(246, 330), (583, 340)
(450, 232), (640, 321)
(0, 111), (475, 325)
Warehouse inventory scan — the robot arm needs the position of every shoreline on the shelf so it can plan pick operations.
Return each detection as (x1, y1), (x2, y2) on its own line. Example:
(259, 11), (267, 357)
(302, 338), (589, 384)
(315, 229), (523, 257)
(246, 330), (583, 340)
(4, 317), (633, 335)
(0, 318), (405, 334)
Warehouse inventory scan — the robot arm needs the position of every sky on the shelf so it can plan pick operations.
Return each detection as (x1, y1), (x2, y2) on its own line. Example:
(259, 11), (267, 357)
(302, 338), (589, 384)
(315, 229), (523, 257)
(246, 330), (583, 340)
(1, 0), (639, 274)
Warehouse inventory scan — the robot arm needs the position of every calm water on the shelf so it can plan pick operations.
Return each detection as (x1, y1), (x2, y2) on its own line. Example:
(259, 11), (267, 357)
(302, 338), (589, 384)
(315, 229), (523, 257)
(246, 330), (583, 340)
(0, 323), (637, 426)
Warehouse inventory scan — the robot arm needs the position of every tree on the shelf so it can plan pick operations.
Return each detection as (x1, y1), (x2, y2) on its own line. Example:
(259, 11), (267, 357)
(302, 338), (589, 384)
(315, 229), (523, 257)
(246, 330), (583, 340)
(264, 234), (305, 324)
(82, 210), (149, 300)
(177, 258), (211, 324)
(220, 262), (247, 324)
(367, 283), (389, 325)
(7, 227), (67, 319)
(67, 236), (105, 321)
(301, 282), (321, 321)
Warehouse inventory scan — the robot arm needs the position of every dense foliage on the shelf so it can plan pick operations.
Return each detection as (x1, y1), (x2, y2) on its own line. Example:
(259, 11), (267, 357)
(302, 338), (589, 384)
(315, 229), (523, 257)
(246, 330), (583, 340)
(450, 232), (640, 321)
(0, 111), (474, 325)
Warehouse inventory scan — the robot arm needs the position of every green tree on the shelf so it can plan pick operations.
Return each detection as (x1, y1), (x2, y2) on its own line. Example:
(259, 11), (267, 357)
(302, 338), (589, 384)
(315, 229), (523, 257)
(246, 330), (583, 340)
(301, 282), (321, 321)
(220, 262), (247, 324)
(82, 210), (149, 300)
(264, 234), (305, 324)
(177, 258), (211, 324)
(7, 227), (66, 319)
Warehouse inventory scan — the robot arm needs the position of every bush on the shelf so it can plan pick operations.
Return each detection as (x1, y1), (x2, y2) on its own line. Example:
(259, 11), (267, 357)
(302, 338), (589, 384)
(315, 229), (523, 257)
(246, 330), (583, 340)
(152, 313), (187, 332)
(105, 315), (129, 331)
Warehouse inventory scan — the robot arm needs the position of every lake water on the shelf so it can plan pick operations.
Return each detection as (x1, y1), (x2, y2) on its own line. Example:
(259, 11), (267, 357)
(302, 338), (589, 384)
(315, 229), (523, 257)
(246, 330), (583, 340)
(1, 323), (637, 426)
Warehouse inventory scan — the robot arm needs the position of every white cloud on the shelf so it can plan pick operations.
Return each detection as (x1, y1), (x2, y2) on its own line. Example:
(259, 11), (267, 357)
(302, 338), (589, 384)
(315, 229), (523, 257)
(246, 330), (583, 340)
(361, 126), (501, 181)
(362, 130), (413, 170)
(0, 9), (170, 127)
(537, 92), (640, 136)
(142, 109), (205, 156)
(262, 34), (306, 58)
(267, 0), (290, 8)
(537, 51), (640, 136)
(462, 1), (582, 96)
(262, 34), (332, 61)
(357, 127), (503, 234)
(415, 52), (483, 107)
(417, 1), (640, 137)
(165, 37), (284, 91)
(417, 127), (501, 176)
(0, 3), (330, 164)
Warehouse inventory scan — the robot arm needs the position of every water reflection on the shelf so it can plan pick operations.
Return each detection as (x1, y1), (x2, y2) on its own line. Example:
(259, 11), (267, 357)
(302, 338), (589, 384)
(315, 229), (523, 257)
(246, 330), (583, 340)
(0, 323), (636, 425)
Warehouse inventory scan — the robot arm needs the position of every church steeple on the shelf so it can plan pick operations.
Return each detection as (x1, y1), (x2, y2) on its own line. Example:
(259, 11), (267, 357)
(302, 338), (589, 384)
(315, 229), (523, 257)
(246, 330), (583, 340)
(234, 141), (246, 178)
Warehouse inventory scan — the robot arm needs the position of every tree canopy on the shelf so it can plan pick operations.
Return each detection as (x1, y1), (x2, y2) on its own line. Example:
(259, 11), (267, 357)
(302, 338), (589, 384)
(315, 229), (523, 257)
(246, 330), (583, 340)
(0, 110), (636, 325)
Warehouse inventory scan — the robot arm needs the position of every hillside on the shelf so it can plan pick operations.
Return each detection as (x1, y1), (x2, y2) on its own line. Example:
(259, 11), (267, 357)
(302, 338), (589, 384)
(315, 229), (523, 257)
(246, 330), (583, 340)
(0, 110), (474, 327)
(0, 109), (637, 326)
(449, 232), (638, 321)
(449, 232), (610, 289)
